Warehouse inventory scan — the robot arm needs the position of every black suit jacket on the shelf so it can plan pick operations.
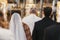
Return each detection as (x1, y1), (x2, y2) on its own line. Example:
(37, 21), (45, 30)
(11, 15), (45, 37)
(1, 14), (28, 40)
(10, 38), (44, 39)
(43, 23), (60, 40)
(32, 17), (57, 40)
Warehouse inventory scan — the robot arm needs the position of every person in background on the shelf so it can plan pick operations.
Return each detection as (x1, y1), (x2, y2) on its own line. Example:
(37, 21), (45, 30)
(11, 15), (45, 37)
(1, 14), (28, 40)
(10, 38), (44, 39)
(9, 13), (27, 40)
(52, 4), (57, 22)
(0, 11), (14, 40)
(22, 8), (42, 35)
(0, 11), (9, 29)
(32, 7), (57, 40)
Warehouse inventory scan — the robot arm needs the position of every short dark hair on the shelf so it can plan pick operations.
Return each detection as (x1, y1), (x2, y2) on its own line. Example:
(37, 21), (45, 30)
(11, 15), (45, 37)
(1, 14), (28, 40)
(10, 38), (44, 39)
(44, 7), (52, 17)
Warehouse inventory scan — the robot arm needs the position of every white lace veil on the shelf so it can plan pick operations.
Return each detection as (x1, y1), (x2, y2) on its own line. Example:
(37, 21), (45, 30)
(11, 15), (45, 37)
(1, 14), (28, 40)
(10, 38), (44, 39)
(9, 13), (27, 40)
